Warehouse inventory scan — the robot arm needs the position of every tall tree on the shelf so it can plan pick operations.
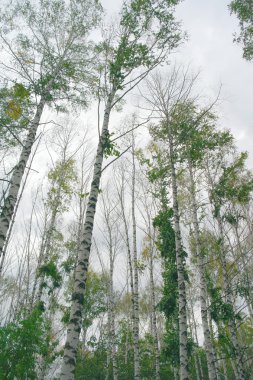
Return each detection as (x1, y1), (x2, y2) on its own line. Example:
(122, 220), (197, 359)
(170, 100), (233, 380)
(140, 68), (200, 380)
(205, 149), (253, 380)
(0, 0), (101, 260)
(61, 1), (183, 378)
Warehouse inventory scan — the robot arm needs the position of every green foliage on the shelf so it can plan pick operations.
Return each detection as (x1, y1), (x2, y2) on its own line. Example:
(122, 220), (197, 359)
(153, 208), (175, 258)
(63, 270), (108, 329)
(47, 158), (77, 212)
(102, 131), (120, 158)
(82, 270), (108, 330)
(75, 333), (108, 379)
(213, 152), (253, 206)
(0, 0), (103, 111)
(0, 83), (31, 148)
(154, 101), (234, 167)
(0, 306), (57, 380)
(229, 0), (253, 60)
(102, 0), (183, 89)
(39, 260), (62, 292)
(208, 285), (236, 322)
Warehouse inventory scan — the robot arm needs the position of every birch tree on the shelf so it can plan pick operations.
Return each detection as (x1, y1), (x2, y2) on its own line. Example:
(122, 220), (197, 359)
(61, 1), (183, 377)
(140, 68), (201, 380)
(205, 150), (253, 380)
(170, 101), (234, 380)
(0, 0), (101, 260)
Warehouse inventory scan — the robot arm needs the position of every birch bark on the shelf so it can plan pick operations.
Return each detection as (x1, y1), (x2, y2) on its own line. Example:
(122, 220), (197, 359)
(188, 159), (218, 380)
(149, 240), (161, 380)
(0, 98), (46, 261)
(60, 90), (115, 379)
(168, 134), (189, 380)
(131, 140), (140, 380)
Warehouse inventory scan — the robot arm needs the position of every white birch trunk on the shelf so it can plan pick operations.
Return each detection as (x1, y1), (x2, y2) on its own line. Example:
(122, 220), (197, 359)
(188, 160), (218, 380)
(118, 180), (134, 368)
(216, 215), (246, 380)
(168, 136), (189, 380)
(106, 226), (118, 380)
(149, 235), (161, 380)
(234, 226), (253, 323)
(131, 141), (140, 380)
(0, 98), (46, 264)
(60, 90), (115, 380)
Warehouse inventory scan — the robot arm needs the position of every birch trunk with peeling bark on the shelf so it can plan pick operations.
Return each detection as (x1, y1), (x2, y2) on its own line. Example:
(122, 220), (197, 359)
(188, 159), (218, 380)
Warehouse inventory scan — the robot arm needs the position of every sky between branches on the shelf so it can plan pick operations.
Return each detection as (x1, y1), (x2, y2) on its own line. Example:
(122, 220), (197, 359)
(101, 0), (253, 167)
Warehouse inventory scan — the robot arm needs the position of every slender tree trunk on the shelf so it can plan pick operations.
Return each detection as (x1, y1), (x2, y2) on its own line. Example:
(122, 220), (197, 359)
(31, 158), (68, 307)
(36, 210), (58, 303)
(168, 135), (189, 380)
(188, 307), (201, 380)
(207, 296), (221, 380)
(118, 184), (134, 368)
(0, 98), (46, 262)
(0, 135), (42, 275)
(234, 226), (253, 322)
(216, 215), (246, 380)
(188, 159), (217, 380)
(188, 300), (204, 380)
(60, 90), (115, 380)
(106, 226), (118, 380)
(149, 234), (161, 380)
(131, 140), (140, 380)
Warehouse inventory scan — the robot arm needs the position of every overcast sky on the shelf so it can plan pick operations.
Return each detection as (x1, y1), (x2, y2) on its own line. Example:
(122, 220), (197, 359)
(101, 0), (253, 167)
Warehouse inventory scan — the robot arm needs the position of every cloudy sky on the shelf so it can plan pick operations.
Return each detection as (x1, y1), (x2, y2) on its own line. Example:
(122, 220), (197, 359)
(102, 0), (253, 166)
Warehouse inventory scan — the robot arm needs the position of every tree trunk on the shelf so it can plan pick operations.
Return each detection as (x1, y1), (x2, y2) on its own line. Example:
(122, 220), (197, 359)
(131, 140), (140, 380)
(106, 225), (118, 380)
(216, 215), (246, 380)
(188, 300), (205, 380)
(0, 98), (46, 265)
(169, 136), (189, 380)
(149, 233), (161, 380)
(118, 177), (134, 369)
(234, 225), (253, 323)
(60, 90), (115, 380)
(188, 159), (218, 380)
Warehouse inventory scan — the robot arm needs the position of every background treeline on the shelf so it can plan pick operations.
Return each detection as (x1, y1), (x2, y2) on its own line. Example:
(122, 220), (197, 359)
(0, 0), (252, 379)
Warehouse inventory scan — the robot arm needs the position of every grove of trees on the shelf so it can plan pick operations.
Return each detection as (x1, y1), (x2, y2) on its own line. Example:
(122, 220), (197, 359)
(0, 0), (252, 379)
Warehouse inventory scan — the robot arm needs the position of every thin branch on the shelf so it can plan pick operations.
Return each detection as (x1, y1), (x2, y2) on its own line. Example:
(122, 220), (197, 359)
(101, 146), (131, 173)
